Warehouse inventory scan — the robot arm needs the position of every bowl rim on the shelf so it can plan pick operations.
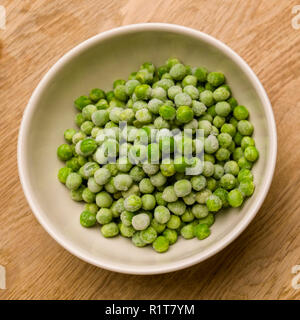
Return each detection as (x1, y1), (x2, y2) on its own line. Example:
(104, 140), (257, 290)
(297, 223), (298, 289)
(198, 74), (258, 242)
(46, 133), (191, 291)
(17, 23), (277, 275)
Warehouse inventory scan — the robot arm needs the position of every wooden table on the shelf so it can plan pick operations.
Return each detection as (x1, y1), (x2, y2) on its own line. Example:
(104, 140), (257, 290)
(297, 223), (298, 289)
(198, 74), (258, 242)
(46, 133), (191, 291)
(1, 0), (300, 300)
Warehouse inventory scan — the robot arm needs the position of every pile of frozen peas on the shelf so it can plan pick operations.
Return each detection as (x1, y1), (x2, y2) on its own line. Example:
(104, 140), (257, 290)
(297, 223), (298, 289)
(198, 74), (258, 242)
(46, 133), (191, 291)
(57, 57), (259, 253)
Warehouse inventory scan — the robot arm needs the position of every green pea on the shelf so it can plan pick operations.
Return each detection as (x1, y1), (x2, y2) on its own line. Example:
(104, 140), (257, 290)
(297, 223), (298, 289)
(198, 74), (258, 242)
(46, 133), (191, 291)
(227, 189), (244, 207)
(57, 144), (73, 161)
(152, 236), (169, 253)
(101, 222), (119, 237)
(80, 210), (97, 228)
(194, 223), (210, 240)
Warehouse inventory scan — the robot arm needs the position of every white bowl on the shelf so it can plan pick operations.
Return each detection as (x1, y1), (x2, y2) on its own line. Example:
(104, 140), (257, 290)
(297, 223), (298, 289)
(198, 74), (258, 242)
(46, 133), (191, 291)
(18, 23), (277, 274)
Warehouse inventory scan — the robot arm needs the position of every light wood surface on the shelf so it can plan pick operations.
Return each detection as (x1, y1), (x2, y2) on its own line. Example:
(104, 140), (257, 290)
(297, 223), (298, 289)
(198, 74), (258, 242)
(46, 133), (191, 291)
(1, 0), (300, 300)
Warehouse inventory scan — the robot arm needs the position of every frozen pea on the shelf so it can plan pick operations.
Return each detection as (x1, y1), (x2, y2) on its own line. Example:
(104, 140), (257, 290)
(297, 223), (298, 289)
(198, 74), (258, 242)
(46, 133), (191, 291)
(154, 116), (170, 129)
(58, 167), (72, 184)
(66, 172), (82, 190)
(195, 189), (212, 204)
(84, 203), (99, 215)
(213, 115), (225, 128)
(228, 189), (244, 207)
(203, 161), (215, 177)
(215, 148), (231, 162)
(142, 194), (156, 210)
(198, 213), (215, 227)
(57, 144), (73, 161)
(101, 222), (119, 237)
(238, 168), (254, 182)
(70, 185), (84, 202)
(148, 98), (163, 114)
(191, 176), (207, 191)
(129, 166), (146, 182)
(192, 204), (209, 218)
(183, 192), (196, 205)
(169, 63), (186, 80)
(207, 72), (225, 86)
(241, 136), (255, 151)
(119, 223), (135, 238)
(233, 147), (244, 161)
(151, 87), (167, 100)
(244, 146), (259, 162)
(96, 208), (113, 224)
(160, 160), (176, 177)
(94, 168), (111, 185)
(122, 184), (140, 198)
(217, 133), (232, 148)
(82, 187), (95, 203)
(139, 178), (155, 194)
(114, 174), (133, 191)
(154, 206), (171, 224)
(167, 200), (186, 216)
(132, 231), (147, 247)
(239, 180), (255, 197)
(181, 208), (195, 222)
(132, 213), (150, 231)
(91, 110), (109, 127)
(215, 102), (231, 117)
(163, 229), (178, 245)
(174, 179), (192, 197)
(206, 195), (222, 212)
(74, 96), (92, 111)
(96, 191), (113, 208)
(168, 85), (182, 100)
(198, 120), (212, 136)
(150, 172), (167, 187)
(134, 84), (152, 100)
(167, 215), (181, 229)
(82, 104), (97, 120)
(124, 195), (142, 212)
(200, 90), (214, 107)
(142, 163), (160, 175)
(194, 223), (210, 240)
(237, 120), (254, 136)
(233, 105), (249, 120)
(238, 157), (253, 170)
(213, 188), (229, 207)
(120, 210), (134, 226)
(64, 128), (76, 143)
(224, 161), (239, 176)
(174, 92), (192, 107)
(151, 218), (166, 234)
(213, 86), (230, 102)
(213, 164), (224, 180)
(183, 85), (199, 99)
(181, 223), (195, 239)
(204, 135), (219, 154)
(140, 227), (157, 244)
(221, 123), (236, 137)
(192, 100), (207, 117)
(181, 74), (197, 87)
(220, 173), (237, 190)
(80, 210), (97, 228)
(81, 162), (100, 179)
(152, 236), (169, 253)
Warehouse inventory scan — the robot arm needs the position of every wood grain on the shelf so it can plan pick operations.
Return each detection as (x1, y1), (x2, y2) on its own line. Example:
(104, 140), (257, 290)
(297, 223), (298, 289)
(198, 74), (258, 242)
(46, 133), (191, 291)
(1, 0), (300, 300)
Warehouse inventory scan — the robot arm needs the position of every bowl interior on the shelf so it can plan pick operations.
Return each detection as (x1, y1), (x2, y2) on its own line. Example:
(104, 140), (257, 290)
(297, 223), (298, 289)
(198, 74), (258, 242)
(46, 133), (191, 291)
(20, 25), (274, 274)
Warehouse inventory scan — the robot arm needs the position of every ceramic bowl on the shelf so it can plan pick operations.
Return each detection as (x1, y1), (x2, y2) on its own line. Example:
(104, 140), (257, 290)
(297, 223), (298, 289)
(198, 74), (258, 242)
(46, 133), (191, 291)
(18, 23), (277, 274)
